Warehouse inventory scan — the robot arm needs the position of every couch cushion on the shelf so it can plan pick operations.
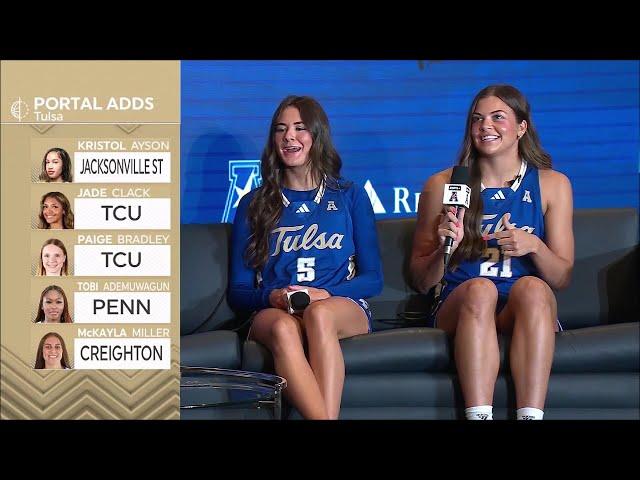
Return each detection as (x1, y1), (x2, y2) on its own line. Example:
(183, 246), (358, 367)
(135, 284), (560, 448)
(552, 322), (639, 373)
(495, 323), (639, 373)
(243, 322), (639, 376)
(338, 371), (639, 410)
(545, 372), (639, 409)
(284, 371), (638, 419)
(242, 328), (452, 374)
(369, 218), (417, 322)
(554, 208), (638, 329)
(180, 330), (241, 369)
(341, 328), (451, 373)
(180, 223), (236, 335)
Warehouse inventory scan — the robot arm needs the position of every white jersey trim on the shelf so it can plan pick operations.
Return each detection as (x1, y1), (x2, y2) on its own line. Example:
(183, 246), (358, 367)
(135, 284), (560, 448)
(281, 177), (327, 207)
(481, 160), (528, 192)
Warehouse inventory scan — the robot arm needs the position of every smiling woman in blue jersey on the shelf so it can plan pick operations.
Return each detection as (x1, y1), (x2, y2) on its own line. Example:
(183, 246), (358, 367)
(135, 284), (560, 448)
(410, 85), (574, 421)
(229, 95), (383, 420)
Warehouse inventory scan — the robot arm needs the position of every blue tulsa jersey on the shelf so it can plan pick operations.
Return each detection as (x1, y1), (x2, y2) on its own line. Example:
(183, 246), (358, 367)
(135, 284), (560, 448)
(229, 179), (383, 312)
(442, 161), (545, 300)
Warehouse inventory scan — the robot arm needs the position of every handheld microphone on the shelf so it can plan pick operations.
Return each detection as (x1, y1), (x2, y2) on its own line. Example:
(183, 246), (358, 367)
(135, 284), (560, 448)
(286, 289), (310, 314)
(442, 166), (471, 268)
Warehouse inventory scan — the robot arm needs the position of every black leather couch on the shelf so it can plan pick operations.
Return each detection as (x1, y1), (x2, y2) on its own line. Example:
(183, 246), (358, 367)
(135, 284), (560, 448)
(181, 208), (639, 419)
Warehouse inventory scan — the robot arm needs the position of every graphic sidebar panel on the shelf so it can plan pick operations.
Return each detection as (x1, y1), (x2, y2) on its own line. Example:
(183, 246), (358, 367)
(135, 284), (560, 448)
(1, 61), (180, 419)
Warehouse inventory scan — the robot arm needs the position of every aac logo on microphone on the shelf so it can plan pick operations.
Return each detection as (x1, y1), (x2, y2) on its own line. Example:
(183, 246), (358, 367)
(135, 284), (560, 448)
(443, 184), (470, 209)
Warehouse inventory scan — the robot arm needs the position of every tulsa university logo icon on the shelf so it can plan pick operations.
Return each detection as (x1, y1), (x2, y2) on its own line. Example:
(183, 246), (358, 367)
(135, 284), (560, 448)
(10, 97), (29, 121)
(222, 160), (262, 223)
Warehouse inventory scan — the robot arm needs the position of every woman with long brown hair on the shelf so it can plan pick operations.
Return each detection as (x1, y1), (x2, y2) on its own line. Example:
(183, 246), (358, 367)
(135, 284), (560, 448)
(410, 85), (574, 420)
(34, 332), (72, 369)
(229, 95), (383, 419)
(38, 192), (74, 229)
(34, 285), (73, 323)
(39, 147), (73, 183)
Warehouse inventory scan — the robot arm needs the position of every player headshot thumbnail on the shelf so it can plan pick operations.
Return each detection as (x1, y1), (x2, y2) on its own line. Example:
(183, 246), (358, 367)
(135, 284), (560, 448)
(38, 191), (74, 229)
(34, 332), (72, 369)
(39, 147), (73, 183)
(34, 285), (73, 323)
(37, 238), (69, 276)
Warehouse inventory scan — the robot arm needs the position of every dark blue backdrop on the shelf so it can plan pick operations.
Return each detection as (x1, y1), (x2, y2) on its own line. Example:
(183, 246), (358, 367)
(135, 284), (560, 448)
(180, 60), (639, 224)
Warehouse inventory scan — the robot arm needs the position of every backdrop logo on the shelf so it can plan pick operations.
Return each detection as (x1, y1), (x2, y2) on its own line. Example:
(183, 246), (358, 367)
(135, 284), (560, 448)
(364, 179), (422, 215)
(364, 180), (386, 214)
(10, 97), (29, 121)
(222, 160), (262, 223)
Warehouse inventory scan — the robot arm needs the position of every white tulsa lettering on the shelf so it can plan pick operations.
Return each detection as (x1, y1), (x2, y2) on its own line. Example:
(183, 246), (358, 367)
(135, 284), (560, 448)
(482, 213), (535, 235)
(271, 224), (344, 256)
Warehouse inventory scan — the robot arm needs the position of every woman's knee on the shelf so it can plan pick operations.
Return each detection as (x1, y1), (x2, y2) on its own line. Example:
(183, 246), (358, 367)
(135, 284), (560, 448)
(511, 276), (554, 309)
(254, 311), (302, 352)
(302, 301), (337, 338)
(459, 278), (499, 316)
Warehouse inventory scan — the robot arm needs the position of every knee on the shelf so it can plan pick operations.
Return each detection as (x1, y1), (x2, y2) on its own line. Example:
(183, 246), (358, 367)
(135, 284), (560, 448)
(261, 316), (301, 353)
(302, 301), (337, 338)
(511, 276), (554, 309)
(459, 278), (499, 320)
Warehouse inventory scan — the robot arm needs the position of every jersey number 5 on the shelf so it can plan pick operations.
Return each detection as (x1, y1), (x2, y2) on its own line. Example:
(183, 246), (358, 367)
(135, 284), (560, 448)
(297, 257), (316, 282)
(479, 247), (512, 278)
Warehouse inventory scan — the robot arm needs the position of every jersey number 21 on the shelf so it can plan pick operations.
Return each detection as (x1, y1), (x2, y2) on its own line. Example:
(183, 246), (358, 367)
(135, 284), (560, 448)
(480, 247), (512, 278)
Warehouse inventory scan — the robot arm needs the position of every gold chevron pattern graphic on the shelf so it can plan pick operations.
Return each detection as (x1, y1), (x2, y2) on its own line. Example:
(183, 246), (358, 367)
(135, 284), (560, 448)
(1, 344), (179, 419)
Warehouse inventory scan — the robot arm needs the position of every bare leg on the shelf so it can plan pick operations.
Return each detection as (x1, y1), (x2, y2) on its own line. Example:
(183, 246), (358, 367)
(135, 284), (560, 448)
(249, 308), (328, 419)
(436, 278), (500, 407)
(497, 276), (558, 410)
(301, 297), (369, 420)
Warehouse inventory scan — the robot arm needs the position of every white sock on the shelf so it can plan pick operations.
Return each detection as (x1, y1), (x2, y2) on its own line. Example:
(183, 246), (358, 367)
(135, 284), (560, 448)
(465, 405), (493, 420)
(517, 407), (544, 420)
